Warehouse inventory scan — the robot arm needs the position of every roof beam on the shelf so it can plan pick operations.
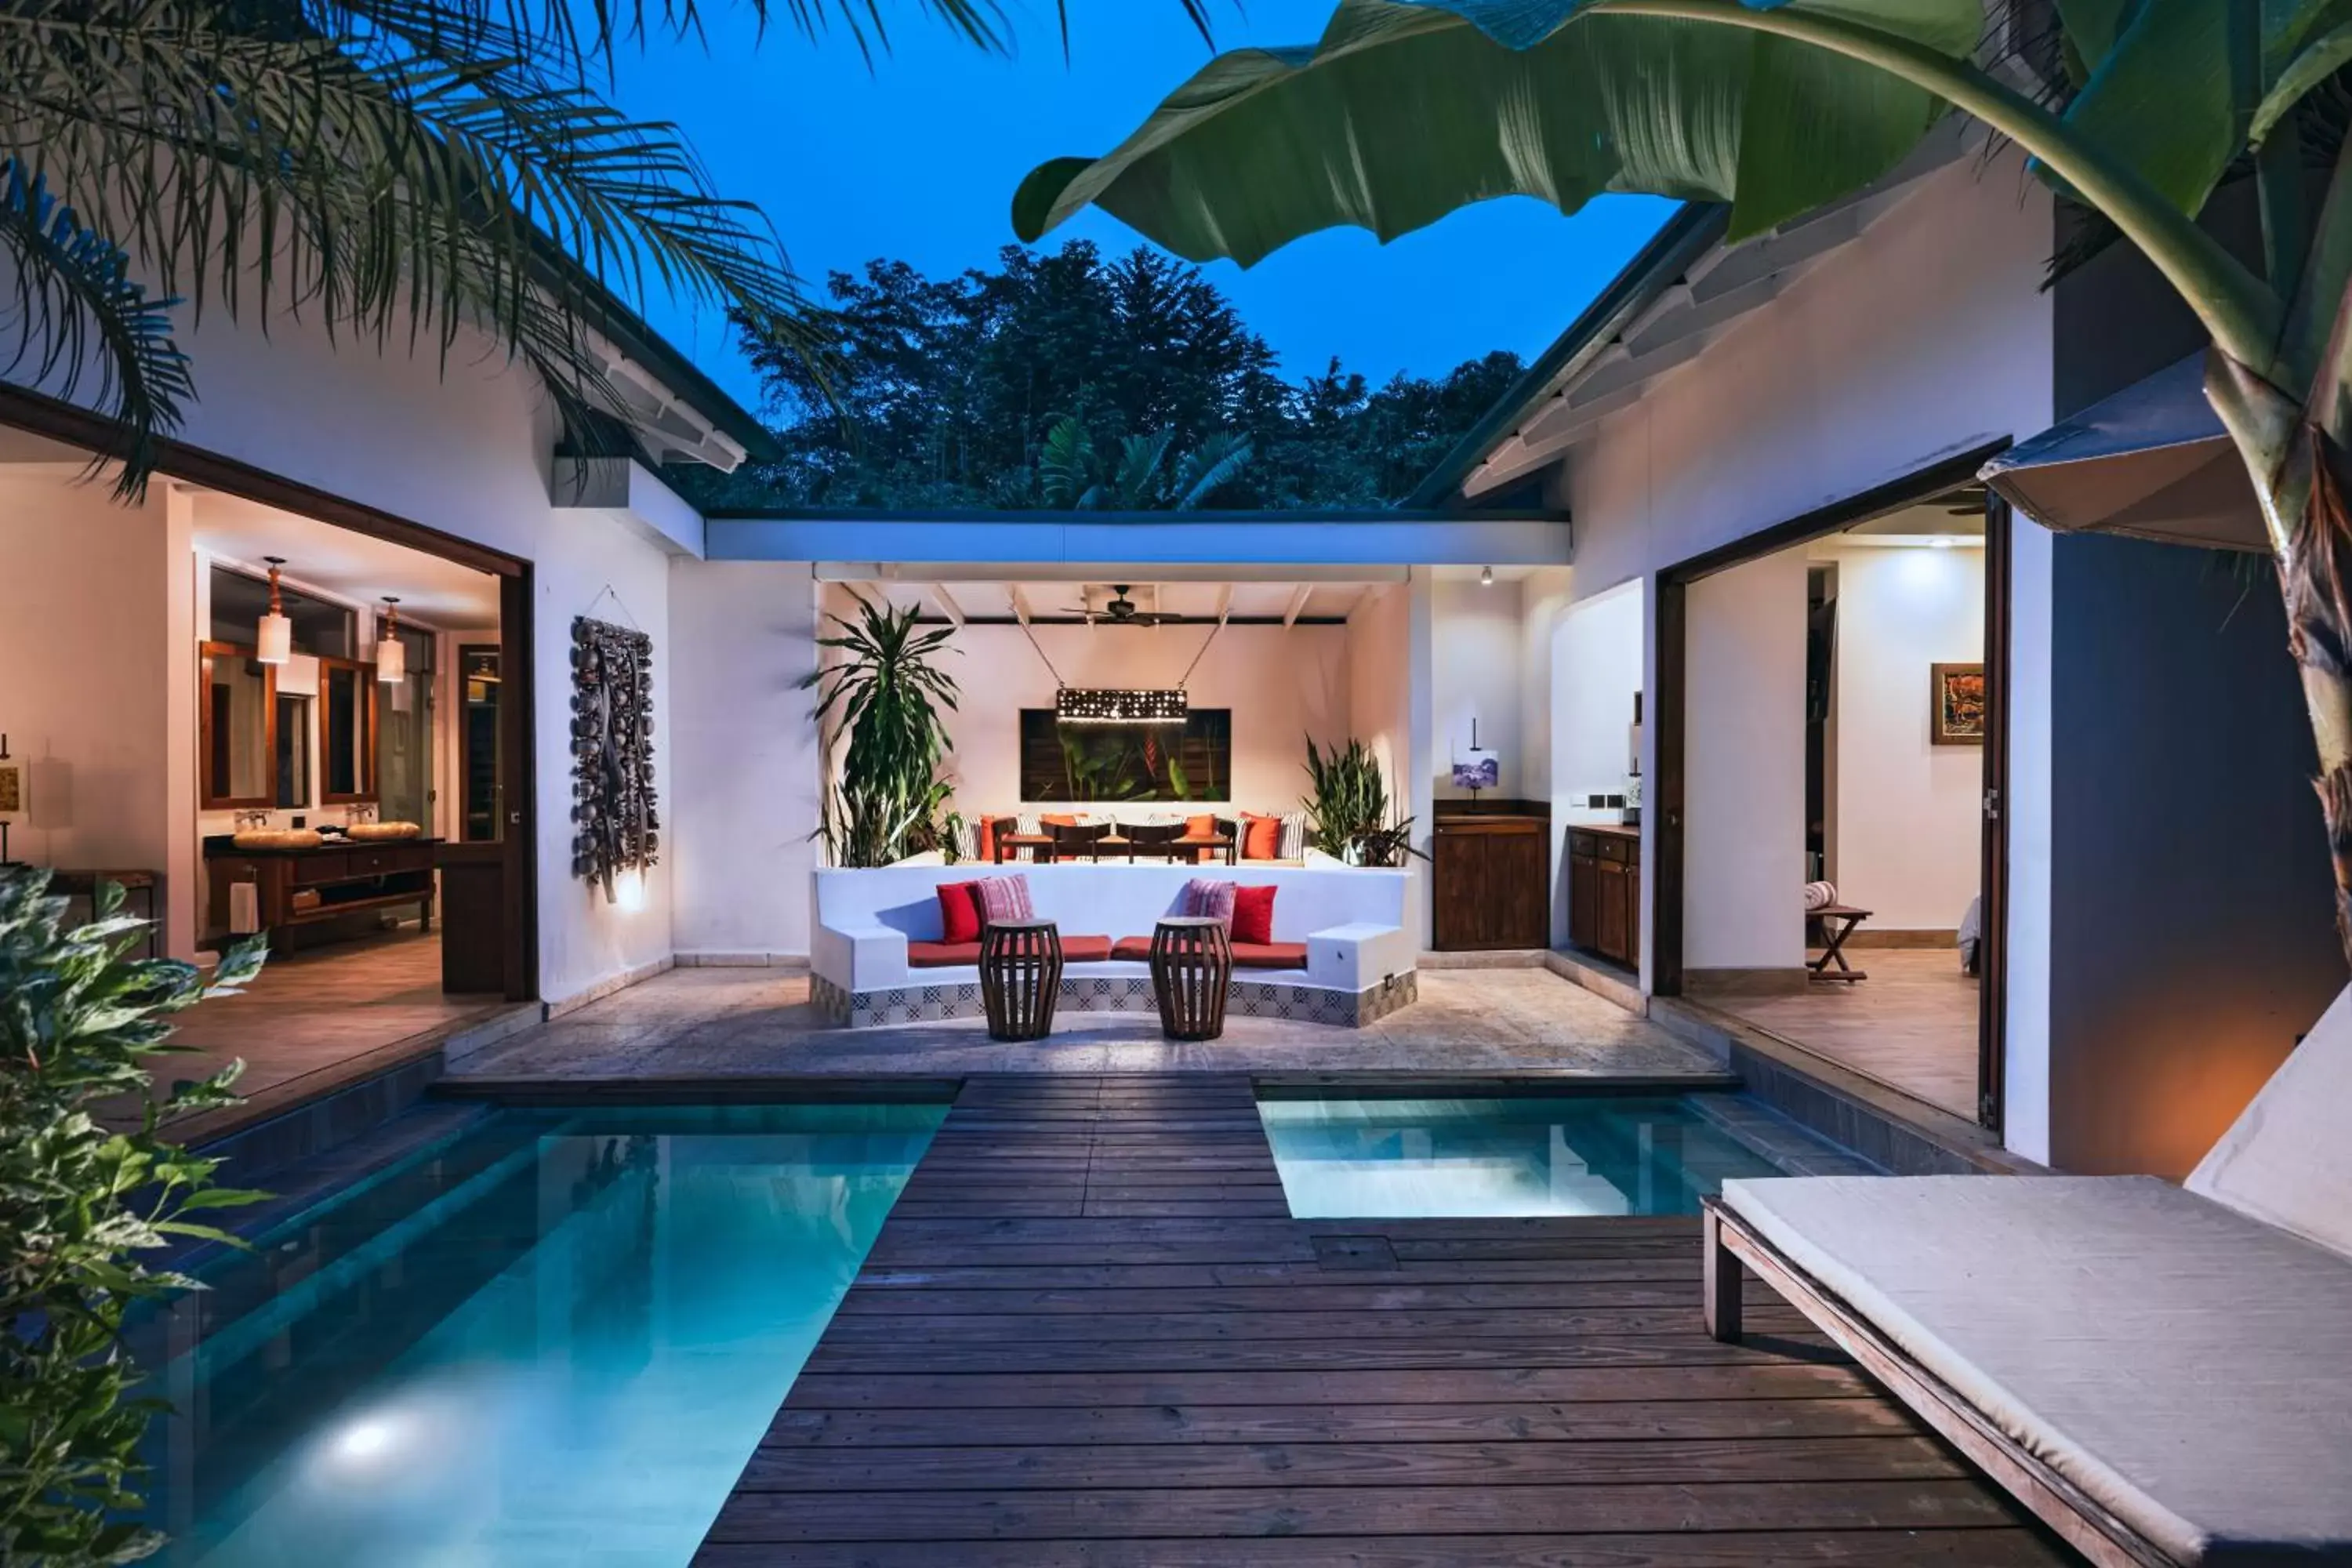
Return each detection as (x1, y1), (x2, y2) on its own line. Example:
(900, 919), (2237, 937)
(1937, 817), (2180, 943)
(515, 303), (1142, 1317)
(931, 584), (965, 627)
(1009, 585), (1033, 628)
(1281, 584), (1312, 627)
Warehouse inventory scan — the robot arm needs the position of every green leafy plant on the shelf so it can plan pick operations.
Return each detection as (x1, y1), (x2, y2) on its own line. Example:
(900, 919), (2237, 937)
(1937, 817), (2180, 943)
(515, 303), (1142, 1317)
(0, 869), (267, 1566)
(1023, 0), (2352, 962)
(1301, 736), (1425, 866)
(1037, 415), (1253, 510)
(804, 597), (960, 867)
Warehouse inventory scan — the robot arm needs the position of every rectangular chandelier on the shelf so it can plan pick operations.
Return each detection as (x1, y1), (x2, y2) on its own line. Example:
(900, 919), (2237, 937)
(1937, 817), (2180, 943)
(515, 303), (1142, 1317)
(1057, 687), (1188, 725)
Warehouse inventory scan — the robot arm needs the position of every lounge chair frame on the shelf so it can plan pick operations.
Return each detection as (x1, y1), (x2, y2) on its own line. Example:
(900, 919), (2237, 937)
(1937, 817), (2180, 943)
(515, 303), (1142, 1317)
(1702, 1199), (2180, 1568)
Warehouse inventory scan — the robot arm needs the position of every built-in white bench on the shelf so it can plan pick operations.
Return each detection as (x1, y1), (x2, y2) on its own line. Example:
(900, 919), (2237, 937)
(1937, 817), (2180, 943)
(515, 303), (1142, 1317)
(810, 862), (1417, 1029)
(1705, 985), (2352, 1566)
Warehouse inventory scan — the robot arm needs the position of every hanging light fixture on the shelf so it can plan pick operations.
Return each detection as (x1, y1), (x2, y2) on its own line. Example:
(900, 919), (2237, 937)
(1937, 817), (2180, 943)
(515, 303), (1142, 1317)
(256, 557), (292, 665)
(1056, 687), (1188, 725)
(376, 597), (406, 682)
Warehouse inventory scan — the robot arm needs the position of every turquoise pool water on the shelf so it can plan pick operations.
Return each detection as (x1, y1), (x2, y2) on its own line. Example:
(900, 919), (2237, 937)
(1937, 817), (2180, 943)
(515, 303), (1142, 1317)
(137, 1102), (942, 1567)
(1258, 1094), (1780, 1218)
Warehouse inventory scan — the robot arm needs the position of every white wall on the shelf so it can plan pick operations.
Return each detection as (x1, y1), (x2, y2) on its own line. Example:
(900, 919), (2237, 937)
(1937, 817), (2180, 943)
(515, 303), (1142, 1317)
(1816, 541), (1984, 928)
(0, 468), (182, 947)
(668, 560), (820, 960)
(1683, 547), (1809, 971)
(1550, 579), (1645, 940)
(1348, 583), (1414, 803)
(1517, 566), (1574, 810)
(1431, 575), (1524, 800)
(935, 620), (1349, 815)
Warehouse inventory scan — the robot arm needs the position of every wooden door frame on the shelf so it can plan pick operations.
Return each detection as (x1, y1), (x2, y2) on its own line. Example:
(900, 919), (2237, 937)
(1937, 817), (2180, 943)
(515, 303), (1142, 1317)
(0, 379), (541, 1004)
(1651, 442), (2011, 1127)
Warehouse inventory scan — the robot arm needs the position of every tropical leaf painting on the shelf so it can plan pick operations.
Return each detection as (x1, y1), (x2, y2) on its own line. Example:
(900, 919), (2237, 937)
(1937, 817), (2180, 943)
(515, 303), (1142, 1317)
(1022, 710), (1231, 802)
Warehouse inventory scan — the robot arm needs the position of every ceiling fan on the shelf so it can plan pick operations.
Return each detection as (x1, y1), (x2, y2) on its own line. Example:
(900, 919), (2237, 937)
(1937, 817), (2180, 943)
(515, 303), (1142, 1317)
(1064, 584), (1182, 626)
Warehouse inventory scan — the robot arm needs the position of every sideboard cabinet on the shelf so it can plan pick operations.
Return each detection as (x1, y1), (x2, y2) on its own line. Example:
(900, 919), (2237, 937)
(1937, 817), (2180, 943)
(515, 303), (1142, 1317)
(1566, 824), (1642, 969)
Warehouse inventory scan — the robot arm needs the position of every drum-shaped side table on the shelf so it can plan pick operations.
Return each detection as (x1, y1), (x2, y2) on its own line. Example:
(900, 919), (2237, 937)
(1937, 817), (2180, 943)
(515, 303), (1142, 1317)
(1149, 916), (1234, 1041)
(980, 918), (1063, 1040)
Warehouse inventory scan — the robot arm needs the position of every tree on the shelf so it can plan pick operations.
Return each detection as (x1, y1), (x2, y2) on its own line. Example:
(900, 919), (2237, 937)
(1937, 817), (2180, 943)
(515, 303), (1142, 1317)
(0, 0), (1165, 495)
(1037, 417), (1253, 508)
(703, 239), (1525, 510)
(1016, 0), (2352, 962)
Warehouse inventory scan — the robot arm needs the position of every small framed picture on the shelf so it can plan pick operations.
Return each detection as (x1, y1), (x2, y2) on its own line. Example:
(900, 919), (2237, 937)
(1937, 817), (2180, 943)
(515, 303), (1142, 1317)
(1931, 662), (1987, 745)
(0, 758), (21, 815)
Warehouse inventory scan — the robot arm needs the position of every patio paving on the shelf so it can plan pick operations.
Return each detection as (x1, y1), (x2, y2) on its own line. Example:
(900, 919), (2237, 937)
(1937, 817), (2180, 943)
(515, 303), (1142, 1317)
(447, 965), (1730, 1083)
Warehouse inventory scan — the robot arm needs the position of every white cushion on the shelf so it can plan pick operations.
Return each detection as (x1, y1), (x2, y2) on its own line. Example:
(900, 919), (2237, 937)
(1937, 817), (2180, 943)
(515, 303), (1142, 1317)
(2188, 982), (2352, 1261)
(1724, 1174), (2352, 1565)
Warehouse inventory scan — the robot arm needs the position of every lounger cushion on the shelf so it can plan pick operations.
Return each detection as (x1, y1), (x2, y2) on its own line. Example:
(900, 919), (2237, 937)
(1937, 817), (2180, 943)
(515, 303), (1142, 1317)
(1232, 941), (1308, 970)
(906, 941), (980, 967)
(1723, 1174), (2352, 1565)
(1060, 935), (1112, 963)
(2187, 982), (2352, 1261)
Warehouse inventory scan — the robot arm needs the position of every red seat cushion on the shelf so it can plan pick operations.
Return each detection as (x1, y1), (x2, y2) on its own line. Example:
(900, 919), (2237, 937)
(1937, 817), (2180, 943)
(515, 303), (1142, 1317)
(1111, 935), (1153, 961)
(936, 880), (983, 944)
(1232, 884), (1276, 946)
(1231, 941), (1308, 970)
(906, 940), (981, 967)
(1062, 935), (1113, 963)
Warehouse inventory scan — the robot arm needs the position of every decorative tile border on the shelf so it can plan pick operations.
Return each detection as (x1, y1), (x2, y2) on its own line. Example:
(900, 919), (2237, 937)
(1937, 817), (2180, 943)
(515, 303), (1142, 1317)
(812, 969), (1417, 1031)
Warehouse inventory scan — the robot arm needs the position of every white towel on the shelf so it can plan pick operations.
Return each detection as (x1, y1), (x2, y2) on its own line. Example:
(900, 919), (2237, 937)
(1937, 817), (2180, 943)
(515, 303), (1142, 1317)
(228, 881), (261, 935)
(1802, 880), (1837, 911)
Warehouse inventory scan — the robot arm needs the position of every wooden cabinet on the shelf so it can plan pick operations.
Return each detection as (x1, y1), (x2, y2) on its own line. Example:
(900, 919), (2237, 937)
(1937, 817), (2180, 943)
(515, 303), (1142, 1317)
(206, 840), (437, 946)
(1568, 826), (1642, 969)
(1432, 811), (1550, 952)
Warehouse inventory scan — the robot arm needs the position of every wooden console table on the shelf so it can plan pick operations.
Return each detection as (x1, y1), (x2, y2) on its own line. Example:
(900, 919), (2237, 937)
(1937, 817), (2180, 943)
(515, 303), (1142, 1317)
(205, 838), (438, 946)
(47, 869), (162, 959)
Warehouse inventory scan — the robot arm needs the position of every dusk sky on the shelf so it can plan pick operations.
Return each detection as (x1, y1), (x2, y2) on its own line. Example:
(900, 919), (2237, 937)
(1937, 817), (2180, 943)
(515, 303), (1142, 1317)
(611, 0), (1675, 416)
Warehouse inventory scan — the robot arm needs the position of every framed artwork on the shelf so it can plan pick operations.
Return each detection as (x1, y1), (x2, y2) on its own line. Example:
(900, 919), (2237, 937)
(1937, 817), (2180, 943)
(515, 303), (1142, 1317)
(1931, 662), (1987, 746)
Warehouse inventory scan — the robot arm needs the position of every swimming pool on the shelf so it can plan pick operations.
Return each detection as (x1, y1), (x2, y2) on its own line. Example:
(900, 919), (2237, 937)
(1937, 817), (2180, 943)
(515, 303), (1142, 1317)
(136, 1102), (942, 1567)
(1258, 1094), (1784, 1218)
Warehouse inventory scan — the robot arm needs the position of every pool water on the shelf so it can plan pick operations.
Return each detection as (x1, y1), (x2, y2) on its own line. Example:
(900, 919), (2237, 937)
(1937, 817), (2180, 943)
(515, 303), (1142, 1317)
(1258, 1094), (1782, 1218)
(136, 1102), (942, 1567)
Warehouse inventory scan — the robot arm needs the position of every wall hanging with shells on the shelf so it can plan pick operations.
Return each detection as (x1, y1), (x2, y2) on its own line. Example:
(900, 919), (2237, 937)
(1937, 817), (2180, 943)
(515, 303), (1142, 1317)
(571, 616), (659, 901)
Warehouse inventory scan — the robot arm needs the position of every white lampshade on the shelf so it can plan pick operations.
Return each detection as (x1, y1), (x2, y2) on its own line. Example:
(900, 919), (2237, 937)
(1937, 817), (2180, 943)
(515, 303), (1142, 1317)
(376, 635), (405, 682)
(256, 611), (292, 665)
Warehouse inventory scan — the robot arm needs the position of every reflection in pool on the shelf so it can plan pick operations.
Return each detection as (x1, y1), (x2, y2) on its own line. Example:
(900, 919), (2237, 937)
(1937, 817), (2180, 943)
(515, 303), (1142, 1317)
(137, 1102), (942, 1567)
(1258, 1094), (1781, 1218)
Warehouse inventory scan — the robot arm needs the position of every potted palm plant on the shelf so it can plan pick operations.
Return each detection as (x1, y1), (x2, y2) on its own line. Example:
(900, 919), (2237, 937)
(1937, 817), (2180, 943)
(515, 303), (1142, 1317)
(803, 598), (960, 869)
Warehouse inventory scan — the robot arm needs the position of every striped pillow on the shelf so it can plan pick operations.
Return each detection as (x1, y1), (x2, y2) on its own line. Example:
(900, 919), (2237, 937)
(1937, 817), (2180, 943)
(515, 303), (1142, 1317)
(1182, 877), (1236, 927)
(1276, 811), (1308, 860)
(974, 874), (1034, 925)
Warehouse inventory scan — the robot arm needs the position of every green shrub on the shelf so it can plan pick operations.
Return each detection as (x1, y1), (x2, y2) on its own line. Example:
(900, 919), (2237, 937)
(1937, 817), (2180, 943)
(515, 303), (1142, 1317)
(0, 869), (265, 1565)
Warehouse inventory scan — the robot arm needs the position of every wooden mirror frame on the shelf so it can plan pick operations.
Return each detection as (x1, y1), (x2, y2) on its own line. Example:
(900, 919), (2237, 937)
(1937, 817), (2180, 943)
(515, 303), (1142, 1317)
(198, 639), (278, 810)
(318, 654), (380, 804)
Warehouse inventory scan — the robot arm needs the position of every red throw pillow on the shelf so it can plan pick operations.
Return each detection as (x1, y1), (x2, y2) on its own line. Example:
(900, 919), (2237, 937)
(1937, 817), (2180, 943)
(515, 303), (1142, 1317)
(1232, 884), (1276, 946)
(976, 818), (997, 863)
(1241, 813), (1282, 860)
(936, 880), (983, 944)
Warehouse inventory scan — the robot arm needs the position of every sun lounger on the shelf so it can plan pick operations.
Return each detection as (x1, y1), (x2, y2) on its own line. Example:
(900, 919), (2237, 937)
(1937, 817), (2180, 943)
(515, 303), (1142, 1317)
(1705, 988), (2352, 1567)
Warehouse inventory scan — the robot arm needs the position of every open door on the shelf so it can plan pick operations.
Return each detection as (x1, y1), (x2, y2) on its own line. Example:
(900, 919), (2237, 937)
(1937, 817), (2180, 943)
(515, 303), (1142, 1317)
(435, 569), (536, 1001)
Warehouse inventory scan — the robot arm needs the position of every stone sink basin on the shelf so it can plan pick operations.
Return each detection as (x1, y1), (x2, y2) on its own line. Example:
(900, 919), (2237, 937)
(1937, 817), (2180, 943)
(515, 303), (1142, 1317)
(231, 828), (325, 851)
(344, 822), (423, 842)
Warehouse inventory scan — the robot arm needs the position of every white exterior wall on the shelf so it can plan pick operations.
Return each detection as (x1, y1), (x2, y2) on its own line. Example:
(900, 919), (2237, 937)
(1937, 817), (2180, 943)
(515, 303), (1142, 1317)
(1432, 575), (1525, 800)
(1550, 580), (1645, 940)
(667, 559), (821, 962)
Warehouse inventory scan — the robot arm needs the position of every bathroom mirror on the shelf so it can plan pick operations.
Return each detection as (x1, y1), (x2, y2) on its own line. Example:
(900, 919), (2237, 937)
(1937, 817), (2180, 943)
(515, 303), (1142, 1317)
(199, 641), (275, 809)
(319, 655), (378, 802)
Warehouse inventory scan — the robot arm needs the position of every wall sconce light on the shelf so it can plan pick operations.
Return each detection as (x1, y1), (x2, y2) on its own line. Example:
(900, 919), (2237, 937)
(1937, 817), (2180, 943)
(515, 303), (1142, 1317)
(256, 557), (292, 665)
(1479, 565), (1495, 586)
(615, 867), (648, 912)
(376, 597), (406, 682)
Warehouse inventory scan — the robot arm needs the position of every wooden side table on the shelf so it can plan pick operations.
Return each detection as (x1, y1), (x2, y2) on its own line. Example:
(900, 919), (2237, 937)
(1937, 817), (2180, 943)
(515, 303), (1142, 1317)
(1149, 916), (1233, 1041)
(980, 919), (1063, 1040)
(46, 869), (163, 959)
(1808, 903), (1873, 982)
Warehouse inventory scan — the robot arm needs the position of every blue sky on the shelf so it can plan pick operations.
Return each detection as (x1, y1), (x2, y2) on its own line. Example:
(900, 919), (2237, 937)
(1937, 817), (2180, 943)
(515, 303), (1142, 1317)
(613, 1), (1675, 416)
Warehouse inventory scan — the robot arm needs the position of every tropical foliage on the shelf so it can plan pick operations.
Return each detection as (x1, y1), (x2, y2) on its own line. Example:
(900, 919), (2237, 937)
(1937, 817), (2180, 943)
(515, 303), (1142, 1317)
(0, 869), (267, 1565)
(804, 597), (960, 867)
(1025, 0), (2352, 960)
(686, 241), (1526, 510)
(1, 0), (1166, 496)
(1301, 736), (1424, 867)
(1037, 417), (1253, 510)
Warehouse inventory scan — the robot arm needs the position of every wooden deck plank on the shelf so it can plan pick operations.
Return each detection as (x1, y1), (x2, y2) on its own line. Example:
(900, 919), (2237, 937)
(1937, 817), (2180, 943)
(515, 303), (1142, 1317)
(691, 1074), (2077, 1565)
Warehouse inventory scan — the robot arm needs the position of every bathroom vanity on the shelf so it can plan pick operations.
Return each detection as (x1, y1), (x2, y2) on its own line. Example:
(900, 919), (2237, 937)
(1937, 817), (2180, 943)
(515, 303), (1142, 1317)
(204, 833), (438, 946)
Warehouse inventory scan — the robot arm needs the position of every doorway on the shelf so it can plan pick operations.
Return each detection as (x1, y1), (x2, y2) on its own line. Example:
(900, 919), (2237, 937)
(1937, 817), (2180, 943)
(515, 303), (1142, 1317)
(1653, 448), (2009, 1128)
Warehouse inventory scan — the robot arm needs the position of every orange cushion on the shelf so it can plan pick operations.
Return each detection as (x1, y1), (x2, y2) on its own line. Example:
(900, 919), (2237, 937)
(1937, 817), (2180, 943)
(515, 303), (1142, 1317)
(1231, 941), (1308, 970)
(937, 881), (983, 944)
(1232, 884), (1276, 946)
(1241, 813), (1282, 859)
(1062, 935), (1113, 963)
(1111, 936), (1153, 962)
(977, 818), (997, 863)
(907, 941), (981, 967)
(1040, 813), (1079, 827)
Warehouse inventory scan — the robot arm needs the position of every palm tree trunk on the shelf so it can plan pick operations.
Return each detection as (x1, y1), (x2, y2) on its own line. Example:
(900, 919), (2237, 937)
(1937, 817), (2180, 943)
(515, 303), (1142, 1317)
(2209, 349), (2352, 960)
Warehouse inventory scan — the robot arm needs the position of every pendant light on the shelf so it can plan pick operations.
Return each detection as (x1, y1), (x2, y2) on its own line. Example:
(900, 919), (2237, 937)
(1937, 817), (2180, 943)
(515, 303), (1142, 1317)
(256, 557), (292, 664)
(376, 597), (406, 682)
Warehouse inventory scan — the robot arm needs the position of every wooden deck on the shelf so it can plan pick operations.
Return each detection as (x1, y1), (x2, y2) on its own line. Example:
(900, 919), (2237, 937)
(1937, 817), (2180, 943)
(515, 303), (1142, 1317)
(695, 1075), (2074, 1566)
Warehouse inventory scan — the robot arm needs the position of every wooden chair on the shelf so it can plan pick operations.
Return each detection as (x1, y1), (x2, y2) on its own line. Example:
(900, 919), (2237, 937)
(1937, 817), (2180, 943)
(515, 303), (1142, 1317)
(1123, 822), (1182, 861)
(1048, 821), (1112, 862)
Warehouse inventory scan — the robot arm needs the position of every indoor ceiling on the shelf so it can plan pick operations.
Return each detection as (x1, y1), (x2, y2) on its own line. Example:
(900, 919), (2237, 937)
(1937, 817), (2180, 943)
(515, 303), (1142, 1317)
(860, 579), (1381, 625)
(1840, 491), (1989, 546)
(192, 492), (502, 629)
